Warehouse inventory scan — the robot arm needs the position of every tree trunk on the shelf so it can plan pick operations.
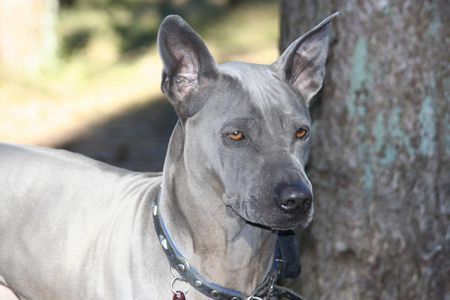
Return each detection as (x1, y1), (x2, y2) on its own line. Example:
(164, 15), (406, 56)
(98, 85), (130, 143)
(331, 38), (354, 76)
(0, 0), (58, 74)
(280, 1), (449, 299)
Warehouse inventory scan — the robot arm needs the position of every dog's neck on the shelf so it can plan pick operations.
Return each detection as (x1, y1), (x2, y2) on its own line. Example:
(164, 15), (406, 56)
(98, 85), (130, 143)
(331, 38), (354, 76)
(158, 123), (277, 294)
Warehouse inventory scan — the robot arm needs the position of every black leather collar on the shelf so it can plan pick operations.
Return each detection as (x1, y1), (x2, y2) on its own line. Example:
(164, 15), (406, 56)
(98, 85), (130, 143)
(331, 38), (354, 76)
(152, 197), (304, 300)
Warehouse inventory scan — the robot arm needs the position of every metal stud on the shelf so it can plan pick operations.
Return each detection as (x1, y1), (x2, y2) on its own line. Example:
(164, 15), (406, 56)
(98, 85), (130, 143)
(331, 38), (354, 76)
(177, 263), (186, 272)
(210, 290), (219, 298)
(194, 280), (202, 288)
(159, 235), (168, 250)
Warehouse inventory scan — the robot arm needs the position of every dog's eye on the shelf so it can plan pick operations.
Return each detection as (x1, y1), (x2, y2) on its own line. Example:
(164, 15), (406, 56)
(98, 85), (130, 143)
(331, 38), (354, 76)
(295, 127), (309, 140)
(227, 131), (245, 141)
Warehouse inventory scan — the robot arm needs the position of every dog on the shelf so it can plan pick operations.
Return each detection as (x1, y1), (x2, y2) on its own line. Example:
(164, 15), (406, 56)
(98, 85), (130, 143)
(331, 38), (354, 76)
(0, 13), (337, 299)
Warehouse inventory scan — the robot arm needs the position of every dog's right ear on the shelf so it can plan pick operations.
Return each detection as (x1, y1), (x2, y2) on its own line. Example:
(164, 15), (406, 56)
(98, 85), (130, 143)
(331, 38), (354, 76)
(273, 12), (339, 106)
(158, 15), (218, 116)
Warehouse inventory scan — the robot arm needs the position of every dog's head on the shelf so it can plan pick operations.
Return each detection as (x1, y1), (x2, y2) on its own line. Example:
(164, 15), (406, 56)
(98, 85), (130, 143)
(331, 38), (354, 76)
(158, 14), (337, 230)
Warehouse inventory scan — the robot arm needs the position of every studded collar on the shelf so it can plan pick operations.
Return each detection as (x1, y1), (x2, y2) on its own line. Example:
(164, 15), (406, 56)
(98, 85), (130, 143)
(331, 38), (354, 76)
(152, 197), (304, 300)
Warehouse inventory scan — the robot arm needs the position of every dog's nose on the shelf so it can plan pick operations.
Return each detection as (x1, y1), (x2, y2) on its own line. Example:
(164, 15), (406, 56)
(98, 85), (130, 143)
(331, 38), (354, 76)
(277, 184), (312, 214)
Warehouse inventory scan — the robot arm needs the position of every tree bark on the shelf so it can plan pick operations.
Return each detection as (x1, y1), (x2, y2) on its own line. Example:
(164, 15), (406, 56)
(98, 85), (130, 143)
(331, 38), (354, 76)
(280, 1), (450, 299)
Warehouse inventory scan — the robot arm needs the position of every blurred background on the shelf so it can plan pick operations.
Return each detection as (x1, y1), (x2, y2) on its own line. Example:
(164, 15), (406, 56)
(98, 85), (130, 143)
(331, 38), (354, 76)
(0, 0), (278, 170)
(0, 0), (448, 299)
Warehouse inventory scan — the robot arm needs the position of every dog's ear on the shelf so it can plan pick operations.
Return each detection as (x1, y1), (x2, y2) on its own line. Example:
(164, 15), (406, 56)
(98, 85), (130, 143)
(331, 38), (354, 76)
(158, 15), (218, 116)
(273, 12), (339, 106)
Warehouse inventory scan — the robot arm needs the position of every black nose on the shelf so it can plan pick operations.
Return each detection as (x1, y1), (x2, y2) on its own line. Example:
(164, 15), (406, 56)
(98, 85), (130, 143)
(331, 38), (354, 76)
(276, 184), (312, 214)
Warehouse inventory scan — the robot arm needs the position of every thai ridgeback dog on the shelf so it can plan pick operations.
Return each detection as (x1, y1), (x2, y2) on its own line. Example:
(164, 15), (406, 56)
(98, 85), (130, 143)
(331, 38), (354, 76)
(0, 13), (338, 300)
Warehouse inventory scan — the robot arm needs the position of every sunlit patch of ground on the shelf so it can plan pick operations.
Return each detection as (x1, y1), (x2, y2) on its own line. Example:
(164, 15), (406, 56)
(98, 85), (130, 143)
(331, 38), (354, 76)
(0, 2), (279, 146)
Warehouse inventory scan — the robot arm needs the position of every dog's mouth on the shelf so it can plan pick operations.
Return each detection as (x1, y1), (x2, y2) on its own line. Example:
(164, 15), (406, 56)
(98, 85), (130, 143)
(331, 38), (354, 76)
(224, 194), (313, 231)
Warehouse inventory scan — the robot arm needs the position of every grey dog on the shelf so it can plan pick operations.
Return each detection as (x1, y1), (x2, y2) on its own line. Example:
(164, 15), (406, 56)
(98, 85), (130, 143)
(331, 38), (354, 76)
(0, 13), (337, 300)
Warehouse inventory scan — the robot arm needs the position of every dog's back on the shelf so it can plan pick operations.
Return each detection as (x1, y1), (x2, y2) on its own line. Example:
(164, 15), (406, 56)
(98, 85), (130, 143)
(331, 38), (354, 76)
(0, 144), (162, 299)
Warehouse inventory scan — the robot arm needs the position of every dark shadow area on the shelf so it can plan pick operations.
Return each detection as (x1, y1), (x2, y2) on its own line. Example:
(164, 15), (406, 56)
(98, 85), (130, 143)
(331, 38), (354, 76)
(61, 29), (92, 57)
(113, 0), (229, 54)
(58, 97), (178, 172)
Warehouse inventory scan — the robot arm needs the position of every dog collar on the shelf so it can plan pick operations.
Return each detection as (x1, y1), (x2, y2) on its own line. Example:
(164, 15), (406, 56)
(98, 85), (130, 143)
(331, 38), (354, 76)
(152, 197), (304, 300)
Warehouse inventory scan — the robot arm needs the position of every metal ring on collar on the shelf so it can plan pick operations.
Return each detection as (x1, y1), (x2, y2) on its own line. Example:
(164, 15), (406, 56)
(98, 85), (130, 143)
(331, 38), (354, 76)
(170, 275), (190, 295)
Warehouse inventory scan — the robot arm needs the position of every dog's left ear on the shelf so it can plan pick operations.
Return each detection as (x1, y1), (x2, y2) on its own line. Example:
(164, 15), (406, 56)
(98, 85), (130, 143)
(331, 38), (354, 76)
(158, 15), (218, 116)
(273, 12), (339, 106)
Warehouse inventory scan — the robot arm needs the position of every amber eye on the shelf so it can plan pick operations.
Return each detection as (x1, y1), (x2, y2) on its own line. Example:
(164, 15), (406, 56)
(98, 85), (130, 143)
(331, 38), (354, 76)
(227, 131), (245, 141)
(295, 127), (309, 139)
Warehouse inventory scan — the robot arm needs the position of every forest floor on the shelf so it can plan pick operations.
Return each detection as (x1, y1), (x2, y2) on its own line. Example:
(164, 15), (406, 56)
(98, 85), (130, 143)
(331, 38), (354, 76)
(0, 1), (279, 171)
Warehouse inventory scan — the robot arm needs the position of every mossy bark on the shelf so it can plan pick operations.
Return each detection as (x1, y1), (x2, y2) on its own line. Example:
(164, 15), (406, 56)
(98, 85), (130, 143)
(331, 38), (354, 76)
(280, 1), (449, 299)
